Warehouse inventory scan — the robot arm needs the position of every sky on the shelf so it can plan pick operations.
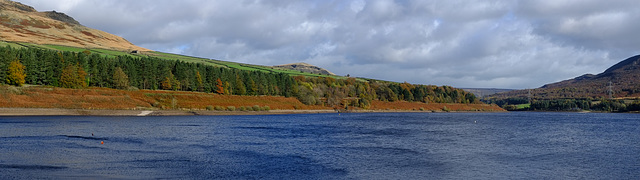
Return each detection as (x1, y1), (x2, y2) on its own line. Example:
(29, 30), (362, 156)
(16, 0), (640, 89)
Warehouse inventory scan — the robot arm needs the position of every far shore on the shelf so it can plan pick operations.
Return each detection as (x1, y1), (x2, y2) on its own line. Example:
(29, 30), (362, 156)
(0, 108), (492, 116)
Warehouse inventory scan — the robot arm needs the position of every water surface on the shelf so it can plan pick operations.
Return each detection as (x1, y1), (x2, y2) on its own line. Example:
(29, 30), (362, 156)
(0, 112), (638, 179)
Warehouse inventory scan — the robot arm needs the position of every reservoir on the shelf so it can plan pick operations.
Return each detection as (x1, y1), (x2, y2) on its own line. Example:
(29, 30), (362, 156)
(1, 112), (638, 179)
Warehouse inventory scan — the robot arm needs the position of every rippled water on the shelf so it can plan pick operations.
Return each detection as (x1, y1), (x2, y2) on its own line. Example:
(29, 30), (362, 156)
(0, 112), (638, 179)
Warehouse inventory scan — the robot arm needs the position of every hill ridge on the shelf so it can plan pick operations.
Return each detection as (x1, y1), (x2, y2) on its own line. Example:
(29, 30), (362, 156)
(0, 0), (148, 51)
(490, 54), (640, 100)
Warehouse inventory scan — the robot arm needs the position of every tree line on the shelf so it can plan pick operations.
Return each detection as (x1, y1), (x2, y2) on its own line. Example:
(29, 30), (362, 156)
(527, 98), (640, 112)
(0, 45), (479, 108)
(486, 97), (640, 112)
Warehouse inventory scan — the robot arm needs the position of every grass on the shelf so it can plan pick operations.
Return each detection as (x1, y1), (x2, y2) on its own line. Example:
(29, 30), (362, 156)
(0, 41), (27, 49)
(90, 48), (139, 58)
(42, 44), (88, 52)
(516, 104), (531, 109)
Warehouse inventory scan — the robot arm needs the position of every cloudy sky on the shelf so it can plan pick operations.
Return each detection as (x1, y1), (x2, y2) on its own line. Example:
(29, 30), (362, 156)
(17, 0), (640, 89)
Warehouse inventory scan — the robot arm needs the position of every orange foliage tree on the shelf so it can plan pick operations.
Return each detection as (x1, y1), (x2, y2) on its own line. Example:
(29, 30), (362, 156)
(6, 59), (26, 86)
(215, 78), (224, 94)
(60, 64), (87, 88)
(161, 71), (180, 91)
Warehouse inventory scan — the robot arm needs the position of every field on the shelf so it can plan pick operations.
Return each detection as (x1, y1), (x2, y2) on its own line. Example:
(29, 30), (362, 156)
(516, 104), (531, 109)
(0, 85), (503, 112)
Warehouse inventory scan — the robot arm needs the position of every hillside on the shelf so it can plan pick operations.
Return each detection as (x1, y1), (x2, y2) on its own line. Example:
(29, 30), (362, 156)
(488, 55), (640, 100)
(462, 88), (514, 98)
(0, 0), (148, 51)
(484, 55), (640, 112)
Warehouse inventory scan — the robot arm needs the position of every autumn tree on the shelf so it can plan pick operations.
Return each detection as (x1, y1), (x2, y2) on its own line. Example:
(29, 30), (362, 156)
(162, 71), (179, 90)
(248, 78), (257, 95)
(6, 59), (26, 86)
(112, 67), (129, 89)
(215, 78), (224, 94)
(60, 64), (87, 88)
(195, 71), (203, 92)
(235, 75), (246, 95)
(224, 81), (231, 95)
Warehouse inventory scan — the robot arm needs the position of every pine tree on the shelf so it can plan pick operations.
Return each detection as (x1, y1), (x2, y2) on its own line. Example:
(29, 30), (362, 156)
(113, 67), (129, 89)
(235, 74), (246, 95)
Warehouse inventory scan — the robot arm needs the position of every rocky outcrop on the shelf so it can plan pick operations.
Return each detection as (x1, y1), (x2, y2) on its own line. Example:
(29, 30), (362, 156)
(273, 63), (336, 75)
(0, 0), (37, 12)
(44, 11), (80, 25)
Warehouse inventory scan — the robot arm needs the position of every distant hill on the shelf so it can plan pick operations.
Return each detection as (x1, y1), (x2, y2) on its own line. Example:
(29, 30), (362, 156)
(462, 88), (515, 98)
(488, 54), (640, 100)
(0, 0), (148, 51)
(273, 63), (336, 76)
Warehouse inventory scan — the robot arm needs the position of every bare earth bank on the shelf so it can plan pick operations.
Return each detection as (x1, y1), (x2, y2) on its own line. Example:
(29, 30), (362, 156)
(0, 108), (339, 116)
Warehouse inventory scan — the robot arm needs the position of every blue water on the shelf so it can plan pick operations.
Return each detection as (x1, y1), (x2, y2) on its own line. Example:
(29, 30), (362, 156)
(0, 112), (638, 179)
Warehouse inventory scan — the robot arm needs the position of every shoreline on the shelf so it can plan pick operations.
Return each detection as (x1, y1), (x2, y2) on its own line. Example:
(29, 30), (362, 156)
(0, 108), (501, 116)
(0, 108), (340, 116)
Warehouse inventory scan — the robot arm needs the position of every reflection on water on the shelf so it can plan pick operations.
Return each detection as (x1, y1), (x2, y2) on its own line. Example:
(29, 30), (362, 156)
(0, 112), (638, 179)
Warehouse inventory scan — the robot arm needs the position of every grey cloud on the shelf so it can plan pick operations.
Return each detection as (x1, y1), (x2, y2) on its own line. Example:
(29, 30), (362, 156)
(15, 0), (640, 89)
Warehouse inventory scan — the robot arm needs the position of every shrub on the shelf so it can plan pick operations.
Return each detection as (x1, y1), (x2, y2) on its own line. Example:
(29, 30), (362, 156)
(261, 106), (270, 111)
(442, 106), (450, 112)
(127, 86), (139, 91)
(206, 105), (214, 111)
(239, 106), (247, 111)
(226, 106), (236, 111)
(252, 105), (261, 111)
(214, 105), (224, 111)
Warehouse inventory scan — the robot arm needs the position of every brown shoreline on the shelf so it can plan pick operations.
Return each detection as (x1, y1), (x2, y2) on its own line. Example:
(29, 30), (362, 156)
(0, 108), (340, 116)
(0, 108), (503, 116)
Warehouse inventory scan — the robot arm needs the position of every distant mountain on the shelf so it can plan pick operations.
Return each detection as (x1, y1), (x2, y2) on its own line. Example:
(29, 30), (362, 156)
(488, 55), (640, 99)
(0, 0), (148, 51)
(273, 62), (336, 76)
